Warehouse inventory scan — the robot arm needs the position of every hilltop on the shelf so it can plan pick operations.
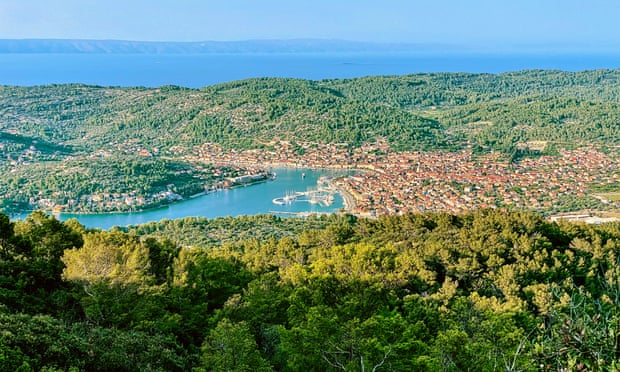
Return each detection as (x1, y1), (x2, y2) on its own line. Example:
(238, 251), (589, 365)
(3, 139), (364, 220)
(3, 70), (620, 153)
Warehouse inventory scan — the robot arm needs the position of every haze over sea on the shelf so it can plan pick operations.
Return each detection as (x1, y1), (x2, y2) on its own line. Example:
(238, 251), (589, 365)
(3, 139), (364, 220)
(1, 51), (620, 88)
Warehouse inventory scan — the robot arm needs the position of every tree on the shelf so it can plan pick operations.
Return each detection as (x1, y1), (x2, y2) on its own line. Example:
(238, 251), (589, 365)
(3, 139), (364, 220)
(62, 231), (152, 288)
(199, 318), (271, 371)
(0, 213), (15, 260)
(0, 212), (83, 316)
(61, 231), (155, 326)
(144, 237), (180, 285)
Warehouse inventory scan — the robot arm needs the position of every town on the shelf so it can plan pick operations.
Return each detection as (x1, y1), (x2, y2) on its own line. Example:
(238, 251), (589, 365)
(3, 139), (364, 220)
(191, 140), (620, 218)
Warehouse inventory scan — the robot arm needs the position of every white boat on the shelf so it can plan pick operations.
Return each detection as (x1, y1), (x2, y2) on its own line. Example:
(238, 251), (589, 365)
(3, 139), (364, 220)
(272, 190), (297, 205)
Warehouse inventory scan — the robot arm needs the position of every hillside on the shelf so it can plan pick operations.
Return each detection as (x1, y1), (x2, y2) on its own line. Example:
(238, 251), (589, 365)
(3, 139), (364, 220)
(2, 70), (620, 214)
(3, 70), (620, 154)
(1, 210), (620, 370)
(3, 70), (620, 369)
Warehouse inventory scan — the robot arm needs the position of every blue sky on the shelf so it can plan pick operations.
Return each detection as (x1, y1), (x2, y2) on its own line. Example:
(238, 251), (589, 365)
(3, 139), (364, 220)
(0, 0), (617, 49)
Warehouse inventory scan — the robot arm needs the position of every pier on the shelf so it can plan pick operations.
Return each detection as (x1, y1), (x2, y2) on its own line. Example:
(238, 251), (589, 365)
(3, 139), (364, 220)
(272, 177), (338, 207)
(268, 211), (331, 218)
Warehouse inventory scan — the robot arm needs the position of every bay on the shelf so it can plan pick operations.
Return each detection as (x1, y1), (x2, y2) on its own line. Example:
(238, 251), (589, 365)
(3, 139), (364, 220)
(1, 52), (620, 88)
(50, 168), (347, 229)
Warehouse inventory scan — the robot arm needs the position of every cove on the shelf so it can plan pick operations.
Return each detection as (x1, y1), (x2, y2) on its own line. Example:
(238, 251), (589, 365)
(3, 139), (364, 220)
(53, 168), (347, 230)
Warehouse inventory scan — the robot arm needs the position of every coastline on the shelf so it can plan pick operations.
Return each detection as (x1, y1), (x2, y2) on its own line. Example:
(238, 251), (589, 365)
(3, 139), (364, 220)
(45, 202), (173, 216)
(269, 164), (359, 215)
(261, 162), (360, 214)
(16, 167), (351, 219)
(28, 171), (277, 217)
(325, 178), (357, 214)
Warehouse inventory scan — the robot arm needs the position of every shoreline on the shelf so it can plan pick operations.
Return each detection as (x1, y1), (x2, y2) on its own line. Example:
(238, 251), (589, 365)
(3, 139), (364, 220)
(14, 166), (354, 218)
(28, 171), (277, 217)
(265, 163), (361, 214)
(325, 179), (357, 214)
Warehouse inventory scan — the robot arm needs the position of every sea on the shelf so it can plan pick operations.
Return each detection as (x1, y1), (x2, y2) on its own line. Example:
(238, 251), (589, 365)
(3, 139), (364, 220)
(1, 51), (620, 88)
(4, 51), (620, 228)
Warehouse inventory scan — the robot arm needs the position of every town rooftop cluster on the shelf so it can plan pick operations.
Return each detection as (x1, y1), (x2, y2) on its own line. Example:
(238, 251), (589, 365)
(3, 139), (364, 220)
(192, 140), (620, 217)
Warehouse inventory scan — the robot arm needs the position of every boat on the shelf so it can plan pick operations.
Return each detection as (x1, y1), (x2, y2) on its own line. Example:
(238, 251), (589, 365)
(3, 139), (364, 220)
(272, 190), (297, 205)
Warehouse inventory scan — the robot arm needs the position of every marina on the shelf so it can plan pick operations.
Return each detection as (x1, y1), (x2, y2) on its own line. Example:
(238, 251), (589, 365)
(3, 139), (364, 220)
(272, 176), (337, 207)
(41, 168), (347, 229)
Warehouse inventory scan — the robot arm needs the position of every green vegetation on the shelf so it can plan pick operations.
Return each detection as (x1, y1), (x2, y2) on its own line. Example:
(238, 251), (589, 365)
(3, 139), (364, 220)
(0, 155), (247, 214)
(5, 68), (620, 369)
(4, 70), (620, 155)
(590, 181), (620, 203)
(2, 210), (620, 370)
(119, 214), (338, 248)
(598, 193), (620, 202)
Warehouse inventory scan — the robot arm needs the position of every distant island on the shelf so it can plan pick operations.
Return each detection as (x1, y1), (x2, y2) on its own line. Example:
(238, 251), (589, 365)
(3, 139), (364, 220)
(1, 38), (600, 55)
(0, 38), (461, 54)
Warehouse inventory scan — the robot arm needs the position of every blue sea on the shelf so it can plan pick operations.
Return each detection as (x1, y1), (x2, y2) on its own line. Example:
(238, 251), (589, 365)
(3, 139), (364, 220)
(1, 52), (619, 88)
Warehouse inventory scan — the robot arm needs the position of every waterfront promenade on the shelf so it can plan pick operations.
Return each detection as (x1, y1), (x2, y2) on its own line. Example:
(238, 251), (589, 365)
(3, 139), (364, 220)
(326, 178), (357, 212)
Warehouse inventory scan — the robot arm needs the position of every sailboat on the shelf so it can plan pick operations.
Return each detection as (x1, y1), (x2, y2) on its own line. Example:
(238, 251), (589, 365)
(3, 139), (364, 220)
(272, 190), (296, 205)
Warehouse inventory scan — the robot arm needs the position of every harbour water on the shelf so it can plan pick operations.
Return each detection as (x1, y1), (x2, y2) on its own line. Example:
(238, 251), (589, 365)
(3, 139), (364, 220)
(50, 168), (348, 229)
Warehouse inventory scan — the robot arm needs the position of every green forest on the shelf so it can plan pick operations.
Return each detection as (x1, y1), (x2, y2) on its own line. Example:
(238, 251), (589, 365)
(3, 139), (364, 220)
(0, 155), (246, 213)
(2, 210), (620, 371)
(3, 70), (620, 154)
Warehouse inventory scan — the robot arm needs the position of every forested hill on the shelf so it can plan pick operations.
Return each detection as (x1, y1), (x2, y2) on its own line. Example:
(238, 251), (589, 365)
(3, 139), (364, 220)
(4, 68), (620, 370)
(2, 69), (620, 155)
(2, 210), (620, 370)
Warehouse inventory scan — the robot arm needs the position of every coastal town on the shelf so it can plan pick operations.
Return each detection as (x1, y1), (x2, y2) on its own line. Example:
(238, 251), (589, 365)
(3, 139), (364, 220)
(3, 135), (620, 219)
(191, 140), (620, 219)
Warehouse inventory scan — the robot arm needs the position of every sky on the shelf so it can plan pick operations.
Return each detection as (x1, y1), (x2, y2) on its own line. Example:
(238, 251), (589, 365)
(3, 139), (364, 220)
(0, 0), (618, 50)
